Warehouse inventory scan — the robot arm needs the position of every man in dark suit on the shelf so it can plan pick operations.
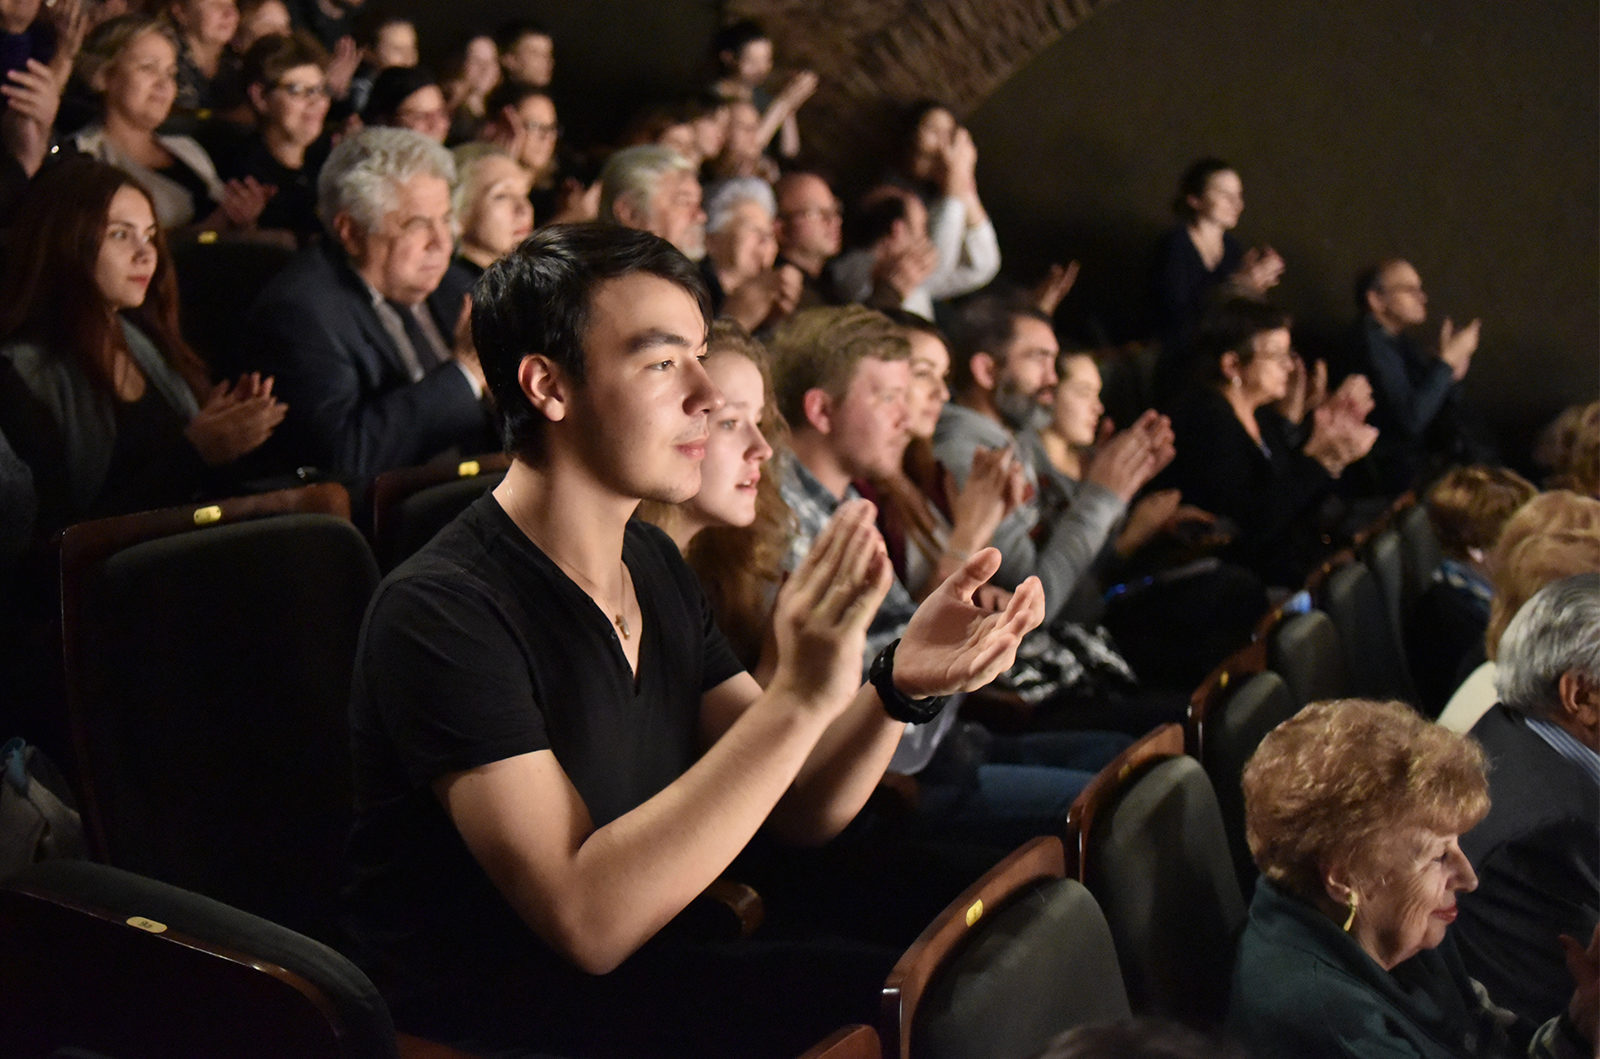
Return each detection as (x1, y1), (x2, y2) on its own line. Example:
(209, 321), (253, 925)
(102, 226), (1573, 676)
(241, 127), (489, 480)
(1457, 573), (1599, 1025)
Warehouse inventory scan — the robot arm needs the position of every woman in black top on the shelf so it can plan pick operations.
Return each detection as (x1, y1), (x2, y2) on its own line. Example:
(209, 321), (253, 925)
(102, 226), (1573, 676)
(0, 160), (285, 536)
(1158, 298), (1376, 587)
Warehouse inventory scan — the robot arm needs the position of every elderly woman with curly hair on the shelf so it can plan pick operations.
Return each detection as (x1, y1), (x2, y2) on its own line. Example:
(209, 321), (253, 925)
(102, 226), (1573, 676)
(1229, 698), (1597, 1058)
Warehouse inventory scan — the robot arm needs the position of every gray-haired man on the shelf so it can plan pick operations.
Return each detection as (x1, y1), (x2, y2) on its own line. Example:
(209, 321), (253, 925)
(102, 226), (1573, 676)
(242, 127), (490, 478)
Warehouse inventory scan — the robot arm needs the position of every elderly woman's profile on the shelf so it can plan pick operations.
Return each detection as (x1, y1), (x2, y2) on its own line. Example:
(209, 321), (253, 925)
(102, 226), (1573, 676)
(1227, 698), (1598, 1058)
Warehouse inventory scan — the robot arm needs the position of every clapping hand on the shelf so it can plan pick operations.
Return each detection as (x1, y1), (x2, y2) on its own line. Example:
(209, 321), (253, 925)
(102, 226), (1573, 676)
(1085, 409), (1175, 502)
(769, 501), (894, 718)
(1032, 261), (1081, 317)
(184, 373), (288, 466)
(894, 549), (1045, 699)
(1439, 317), (1480, 381)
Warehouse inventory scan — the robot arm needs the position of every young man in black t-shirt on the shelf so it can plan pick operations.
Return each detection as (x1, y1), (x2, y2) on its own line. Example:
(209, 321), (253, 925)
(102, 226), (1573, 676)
(344, 223), (1045, 1055)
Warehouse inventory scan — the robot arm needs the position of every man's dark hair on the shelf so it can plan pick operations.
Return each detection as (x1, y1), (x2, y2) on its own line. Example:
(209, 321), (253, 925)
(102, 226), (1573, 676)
(1171, 157), (1234, 221)
(473, 224), (711, 464)
(841, 184), (910, 251)
(492, 18), (549, 54)
(1353, 257), (1405, 314)
(1193, 297), (1292, 382)
(945, 294), (1050, 396)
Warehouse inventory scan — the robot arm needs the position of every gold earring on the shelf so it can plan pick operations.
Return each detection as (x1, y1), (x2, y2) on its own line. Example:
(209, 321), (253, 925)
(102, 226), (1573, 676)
(1343, 891), (1359, 932)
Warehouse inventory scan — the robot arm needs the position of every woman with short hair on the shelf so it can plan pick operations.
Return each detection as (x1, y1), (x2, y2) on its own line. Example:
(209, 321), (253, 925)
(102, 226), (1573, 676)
(1230, 698), (1597, 1058)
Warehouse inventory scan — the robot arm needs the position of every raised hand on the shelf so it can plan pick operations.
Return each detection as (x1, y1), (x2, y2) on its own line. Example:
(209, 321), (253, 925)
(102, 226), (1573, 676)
(769, 500), (894, 717)
(1439, 316), (1480, 381)
(325, 36), (360, 100)
(1085, 409), (1174, 502)
(1, 59), (61, 177)
(1032, 260), (1081, 317)
(217, 176), (275, 230)
(895, 549), (1045, 698)
(1236, 245), (1285, 294)
(1304, 399), (1378, 477)
(946, 444), (1021, 558)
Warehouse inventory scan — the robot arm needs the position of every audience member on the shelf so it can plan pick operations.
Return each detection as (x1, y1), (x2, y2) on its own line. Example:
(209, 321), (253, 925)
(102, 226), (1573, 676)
(1156, 298), (1376, 587)
(637, 320), (786, 675)
(1343, 257), (1484, 494)
(441, 33), (497, 144)
(870, 311), (1023, 605)
(343, 223), (1043, 1056)
(701, 176), (799, 333)
(342, 9), (412, 115)
(73, 13), (270, 232)
(0, 159), (286, 534)
(167, 0), (239, 120)
(1456, 574), (1599, 1028)
(1437, 490), (1600, 733)
(770, 304), (1127, 846)
(1032, 348), (1264, 688)
(1230, 698), (1596, 1058)
(599, 144), (705, 259)
(231, 0), (290, 53)
(479, 81), (559, 217)
(830, 183), (941, 318)
(1534, 401), (1599, 496)
(1151, 158), (1283, 400)
(221, 28), (330, 244)
(444, 143), (532, 285)
(708, 18), (814, 161)
(492, 18), (551, 90)
(361, 63), (446, 144)
(888, 100), (1002, 302)
(705, 97), (778, 183)
(935, 295), (1171, 623)
(775, 169), (843, 309)
(1407, 465), (1537, 716)
(239, 127), (490, 478)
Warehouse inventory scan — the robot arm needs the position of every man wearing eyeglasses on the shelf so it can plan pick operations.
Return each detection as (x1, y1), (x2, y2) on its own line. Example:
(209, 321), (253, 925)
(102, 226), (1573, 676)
(1345, 258), (1486, 495)
(775, 170), (844, 309)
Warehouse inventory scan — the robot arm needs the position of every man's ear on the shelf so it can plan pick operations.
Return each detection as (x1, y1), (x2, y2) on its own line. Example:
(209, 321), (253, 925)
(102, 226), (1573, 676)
(331, 212), (366, 261)
(518, 354), (569, 423)
(968, 351), (998, 393)
(246, 81), (269, 115)
(800, 387), (832, 435)
(611, 194), (647, 230)
(1559, 670), (1600, 733)
(1365, 287), (1385, 316)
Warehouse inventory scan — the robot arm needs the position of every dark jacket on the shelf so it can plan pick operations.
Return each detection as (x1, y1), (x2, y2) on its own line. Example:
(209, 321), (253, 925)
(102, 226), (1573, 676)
(239, 243), (488, 479)
(1229, 878), (1548, 1058)
(1457, 705), (1599, 1025)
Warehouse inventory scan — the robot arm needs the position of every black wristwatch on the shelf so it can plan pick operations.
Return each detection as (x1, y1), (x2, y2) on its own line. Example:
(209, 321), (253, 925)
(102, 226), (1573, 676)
(869, 639), (950, 725)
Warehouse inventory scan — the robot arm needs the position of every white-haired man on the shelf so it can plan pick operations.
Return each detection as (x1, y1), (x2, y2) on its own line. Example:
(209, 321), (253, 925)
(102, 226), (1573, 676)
(598, 144), (706, 259)
(242, 127), (490, 478)
(1457, 573), (1600, 1028)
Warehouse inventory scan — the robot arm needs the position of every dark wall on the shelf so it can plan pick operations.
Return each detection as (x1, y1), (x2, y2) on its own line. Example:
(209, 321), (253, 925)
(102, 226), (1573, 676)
(968, 0), (1598, 462)
(404, 0), (1596, 461)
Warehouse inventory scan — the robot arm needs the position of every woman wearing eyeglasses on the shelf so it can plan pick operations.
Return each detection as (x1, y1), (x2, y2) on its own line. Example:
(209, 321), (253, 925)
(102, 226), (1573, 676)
(1155, 297), (1377, 588)
(221, 29), (332, 244)
(0, 160), (286, 537)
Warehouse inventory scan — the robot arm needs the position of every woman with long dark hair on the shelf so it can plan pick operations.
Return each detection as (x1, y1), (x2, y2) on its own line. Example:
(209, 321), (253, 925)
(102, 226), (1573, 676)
(0, 159), (285, 535)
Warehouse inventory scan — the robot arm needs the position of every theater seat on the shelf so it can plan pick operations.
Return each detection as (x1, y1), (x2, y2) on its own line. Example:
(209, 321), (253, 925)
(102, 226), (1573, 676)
(1198, 670), (1296, 895)
(58, 484), (379, 943)
(881, 836), (1130, 1059)
(370, 453), (511, 571)
(1266, 610), (1347, 708)
(1066, 726), (1244, 1028)
(1323, 560), (1415, 702)
(0, 859), (399, 1058)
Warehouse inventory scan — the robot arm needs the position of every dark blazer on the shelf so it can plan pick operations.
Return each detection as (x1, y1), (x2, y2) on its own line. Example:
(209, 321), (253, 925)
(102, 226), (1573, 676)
(1458, 705), (1599, 1025)
(240, 243), (488, 479)
(1229, 878), (1533, 1058)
